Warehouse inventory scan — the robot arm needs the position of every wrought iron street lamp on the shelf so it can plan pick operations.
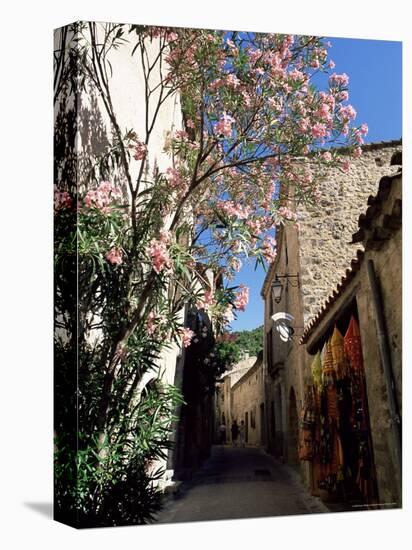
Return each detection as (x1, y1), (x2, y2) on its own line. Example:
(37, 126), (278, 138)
(271, 274), (300, 304)
(272, 278), (283, 303)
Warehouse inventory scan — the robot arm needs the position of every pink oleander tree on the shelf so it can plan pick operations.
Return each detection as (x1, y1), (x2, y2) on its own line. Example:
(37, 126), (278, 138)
(126, 26), (367, 329)
(54, 22), (366, 525)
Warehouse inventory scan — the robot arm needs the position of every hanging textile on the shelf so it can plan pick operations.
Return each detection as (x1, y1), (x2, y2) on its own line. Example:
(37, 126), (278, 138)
(322, 340), (335, 389)
(344, 316), (363, 371)
(330, 326), (348, 380)
(299, 385), (316, 461)
(344, 315), (376, 502)
(311, 351), (322, 391)
(319, 337), (345, 492)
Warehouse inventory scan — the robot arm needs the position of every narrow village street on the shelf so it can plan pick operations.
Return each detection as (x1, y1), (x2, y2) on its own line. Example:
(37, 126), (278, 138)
(156, 446), (328, 523)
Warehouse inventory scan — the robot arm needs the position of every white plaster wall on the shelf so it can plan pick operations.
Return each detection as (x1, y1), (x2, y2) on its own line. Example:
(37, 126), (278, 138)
(75, 23), (185, 389)
(56, 23), (186, 485)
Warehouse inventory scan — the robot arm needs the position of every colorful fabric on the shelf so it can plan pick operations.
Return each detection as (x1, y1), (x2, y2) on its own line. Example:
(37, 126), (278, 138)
(344, 316), (363, 371)
(311, 351), (323, 390)
(322, 339), (335, 386)
(330, 326), (348, 379)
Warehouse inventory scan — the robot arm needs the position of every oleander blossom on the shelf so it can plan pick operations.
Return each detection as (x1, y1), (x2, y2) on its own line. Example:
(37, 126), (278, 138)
(84, 181), (121, 213)
(181, 327), (195, 348)
(312, 123), (328, 139)
(329, 72), (349, 87)
(339, 104), (357, 121)
(218, 200), (251, 220)
(165, 167), (188, 193)
(360, 123), (369, 135)
(106, 247), (123, 265)
(196, 289), (215, 311)
(278, 206), (298, 222)
(54, 187), (73, 212)
(147, 230), (172, 274)
(262, 236), (277, 263)
(234, 285), (249, 312)
(133, 140), (147, 161)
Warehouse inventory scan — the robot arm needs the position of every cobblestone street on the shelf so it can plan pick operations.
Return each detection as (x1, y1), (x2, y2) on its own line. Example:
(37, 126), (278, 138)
(156, 446), (328, 524)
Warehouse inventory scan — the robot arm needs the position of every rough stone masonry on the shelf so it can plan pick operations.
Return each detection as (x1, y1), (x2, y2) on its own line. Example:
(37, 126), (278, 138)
(296, 141), (401, 326)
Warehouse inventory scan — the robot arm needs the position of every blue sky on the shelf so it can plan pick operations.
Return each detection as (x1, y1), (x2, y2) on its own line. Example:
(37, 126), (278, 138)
(229, 36), (402, 332)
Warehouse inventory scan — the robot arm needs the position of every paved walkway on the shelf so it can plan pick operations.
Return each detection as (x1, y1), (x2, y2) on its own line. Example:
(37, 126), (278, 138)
(155, 445), (328, 524)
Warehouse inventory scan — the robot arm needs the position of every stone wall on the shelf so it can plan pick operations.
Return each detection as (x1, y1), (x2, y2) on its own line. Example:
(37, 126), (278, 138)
(262, 222), (306, 467)
(296, 142), (401, 326)
(231, 358), (264, 446)
(215, 356), (257, 441)
(303, 172), (402, 505)
(261, 141), (402, 490)
(356, 174), (402, 505)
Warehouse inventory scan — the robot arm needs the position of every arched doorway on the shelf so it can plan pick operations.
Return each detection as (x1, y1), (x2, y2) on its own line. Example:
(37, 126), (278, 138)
(288, 387), (299, 467)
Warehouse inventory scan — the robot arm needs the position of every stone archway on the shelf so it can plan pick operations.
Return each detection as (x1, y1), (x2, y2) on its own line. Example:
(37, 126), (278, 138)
(288, 387), (299, 467)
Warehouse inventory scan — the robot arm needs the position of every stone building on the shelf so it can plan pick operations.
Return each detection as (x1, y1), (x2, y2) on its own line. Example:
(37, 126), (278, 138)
(231, 352), (265, 446)
(215, 354), (257, 443)
(261, 141), (402, 488)
(300, 167), (402, 505)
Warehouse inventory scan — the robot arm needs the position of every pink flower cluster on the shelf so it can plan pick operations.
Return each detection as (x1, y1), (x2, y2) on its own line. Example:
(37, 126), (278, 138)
(288, 69), (305, 82)
(315, 102), (333, 123)
(219, 200), (251, 220)
(133, 140), (147, 161)
(147, 230), (172, 274)
(248, 48), (262, 64)
(165, 167), (188, 193)
(211, 73), (240, 90)
(311, 123), (328, 139)
(329, 72), (349, 87)
(278, 206), (298, 222)
(215, 113), (235, 138)
(181, 327), (195, 348)
(262, 236), (277, 263)
(196, 289), (215, 311)
(106, 247), (123, 265)
(360, 123), (369, 135)
(234, 284), (249, 312)
(175, 129), (189, 140)
(246, 218), (264, 235)
(339, 104), (357, 122)
(54, 187), (73, 212)
(353, 123), (369, 146)
(84, 181), (121, 213)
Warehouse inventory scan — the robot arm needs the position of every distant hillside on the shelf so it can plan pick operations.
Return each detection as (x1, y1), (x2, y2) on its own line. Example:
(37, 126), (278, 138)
(232, 325), (263, 357)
